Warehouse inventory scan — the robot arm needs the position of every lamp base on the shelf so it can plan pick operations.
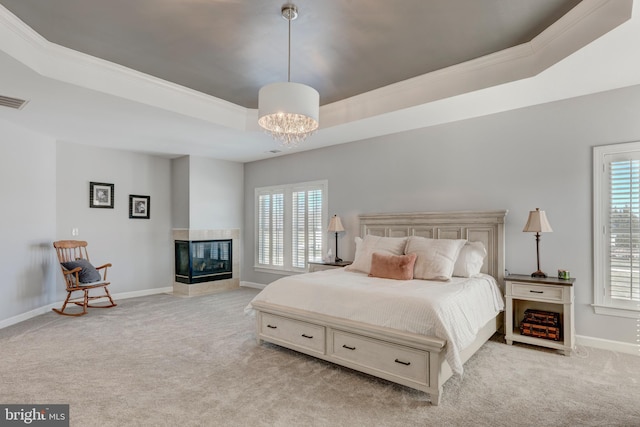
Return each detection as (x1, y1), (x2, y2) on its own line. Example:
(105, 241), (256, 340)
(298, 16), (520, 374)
(334, 257), (342, 263)
(531, 270), (547, 278)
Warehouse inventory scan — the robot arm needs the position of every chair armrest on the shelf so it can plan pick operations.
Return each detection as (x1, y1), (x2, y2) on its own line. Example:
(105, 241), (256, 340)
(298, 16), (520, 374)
(95, 263), (112, 270)
(95, 263), (112, 281)
(61, 267), (81, 288)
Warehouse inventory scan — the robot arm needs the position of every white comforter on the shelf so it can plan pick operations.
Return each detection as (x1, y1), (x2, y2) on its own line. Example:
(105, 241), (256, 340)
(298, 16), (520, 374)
(246, 269), (504, 375)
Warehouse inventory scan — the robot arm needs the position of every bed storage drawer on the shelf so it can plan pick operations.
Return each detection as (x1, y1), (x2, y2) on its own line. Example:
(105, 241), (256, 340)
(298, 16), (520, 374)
(260, 313), (326, 355)
(331, 330), (429, 385)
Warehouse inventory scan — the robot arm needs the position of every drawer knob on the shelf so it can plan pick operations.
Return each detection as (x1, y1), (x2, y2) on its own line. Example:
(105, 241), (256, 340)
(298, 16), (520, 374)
(394, 359), (411, 366)
(301, 334), (313, 339)
(266, 324), (277, 329)
(529, 290), (544, 294)
(342, 344), (356, 351)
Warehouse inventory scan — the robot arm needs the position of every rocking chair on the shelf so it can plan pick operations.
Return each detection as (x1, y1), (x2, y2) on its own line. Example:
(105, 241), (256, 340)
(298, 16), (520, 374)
(53, 240), (117, 316)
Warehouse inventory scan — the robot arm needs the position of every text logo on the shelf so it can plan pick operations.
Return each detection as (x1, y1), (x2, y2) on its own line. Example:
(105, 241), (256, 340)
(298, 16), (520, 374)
(0, 405), (69, 427)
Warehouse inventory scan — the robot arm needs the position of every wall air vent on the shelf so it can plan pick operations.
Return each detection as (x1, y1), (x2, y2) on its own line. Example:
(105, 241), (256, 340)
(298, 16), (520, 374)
(0, 95), (28, 110)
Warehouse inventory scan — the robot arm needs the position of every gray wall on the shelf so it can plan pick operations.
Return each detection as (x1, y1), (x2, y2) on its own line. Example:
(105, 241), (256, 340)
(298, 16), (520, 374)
(170, 155), (244, 230)
(188, 156), (243, 230)
(56, 141), (174, 295)
(1, 125), (176, 323)
(0, 120), (57, 320)
(0, 135), (245, 325)
(243, 84), (640, 345)
(171, 156), (190, 229)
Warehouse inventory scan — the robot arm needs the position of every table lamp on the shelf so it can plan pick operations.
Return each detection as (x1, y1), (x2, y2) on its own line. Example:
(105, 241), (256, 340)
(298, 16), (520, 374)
(327, 215), (345, 263)
(523, 208), (553, 278)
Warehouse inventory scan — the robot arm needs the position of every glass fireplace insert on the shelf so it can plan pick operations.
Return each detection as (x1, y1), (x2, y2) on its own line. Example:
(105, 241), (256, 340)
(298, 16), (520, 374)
(175, 239), (232, 284)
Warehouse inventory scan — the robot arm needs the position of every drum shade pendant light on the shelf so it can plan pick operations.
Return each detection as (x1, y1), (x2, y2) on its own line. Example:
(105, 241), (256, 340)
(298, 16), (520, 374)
(258, 4), (319, 147)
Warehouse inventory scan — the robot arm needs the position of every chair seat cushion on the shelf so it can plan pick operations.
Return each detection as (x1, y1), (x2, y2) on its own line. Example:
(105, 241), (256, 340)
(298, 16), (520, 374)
(61, 259), (102, 283)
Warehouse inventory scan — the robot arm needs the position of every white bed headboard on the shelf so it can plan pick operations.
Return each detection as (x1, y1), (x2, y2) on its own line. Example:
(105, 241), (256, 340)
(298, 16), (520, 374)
(358, 210), (507, 283)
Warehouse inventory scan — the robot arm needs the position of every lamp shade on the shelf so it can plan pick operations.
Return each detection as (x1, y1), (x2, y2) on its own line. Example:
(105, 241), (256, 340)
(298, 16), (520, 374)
(523, 208), (553, 233)
(327, 215), (345, 232)
(258, 82), (319, 145)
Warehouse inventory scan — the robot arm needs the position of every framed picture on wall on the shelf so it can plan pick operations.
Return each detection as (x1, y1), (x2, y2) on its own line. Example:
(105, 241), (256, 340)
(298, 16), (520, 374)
(89, 182), (114, 209)
(129, 194), (150, 219)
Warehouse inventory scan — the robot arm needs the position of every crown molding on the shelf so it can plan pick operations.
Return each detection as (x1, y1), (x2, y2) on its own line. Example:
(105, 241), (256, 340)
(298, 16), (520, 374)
(0, 4), (249, 131)
(0, 0), (633, 136)
(319, 0), (633, 129)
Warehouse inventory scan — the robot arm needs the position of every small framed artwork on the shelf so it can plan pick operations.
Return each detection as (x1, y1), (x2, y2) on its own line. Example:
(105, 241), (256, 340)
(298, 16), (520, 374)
(89, 182), (114, 209)
(129, 195), (150, 219)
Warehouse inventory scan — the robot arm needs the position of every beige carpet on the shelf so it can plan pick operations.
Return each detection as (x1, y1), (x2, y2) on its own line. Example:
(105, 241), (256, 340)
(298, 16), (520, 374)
(0, 287), (638, 427)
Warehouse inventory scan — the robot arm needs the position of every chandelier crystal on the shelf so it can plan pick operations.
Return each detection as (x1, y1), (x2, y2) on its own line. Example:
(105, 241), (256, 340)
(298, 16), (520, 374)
(258, 111), (319, 146)
(258, 4), (319, 147)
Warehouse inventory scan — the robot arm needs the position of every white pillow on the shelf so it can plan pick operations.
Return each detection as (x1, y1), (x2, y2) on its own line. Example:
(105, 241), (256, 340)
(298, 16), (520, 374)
(345, 235), (408, 274)
(405, 236), (466, 281)
(453, 241), (487, 278)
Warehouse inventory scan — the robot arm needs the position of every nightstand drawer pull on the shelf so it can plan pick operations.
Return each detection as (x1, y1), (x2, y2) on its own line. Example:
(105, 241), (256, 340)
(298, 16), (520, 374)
(266, 324), (277, 329)
(342, 344), (356, 350)
(529, 290), (544, 294)
(301, 334), (313, 339)
(394, 359), (411, 366)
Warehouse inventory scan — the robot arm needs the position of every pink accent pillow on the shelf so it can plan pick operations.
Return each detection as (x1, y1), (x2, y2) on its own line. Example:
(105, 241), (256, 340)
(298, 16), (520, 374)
(368, 252), (417, 280)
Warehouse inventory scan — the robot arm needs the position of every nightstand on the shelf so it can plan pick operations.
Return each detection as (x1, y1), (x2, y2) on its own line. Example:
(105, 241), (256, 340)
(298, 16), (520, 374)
(504, 274), (575, 356)
(308, 261), (352, 273)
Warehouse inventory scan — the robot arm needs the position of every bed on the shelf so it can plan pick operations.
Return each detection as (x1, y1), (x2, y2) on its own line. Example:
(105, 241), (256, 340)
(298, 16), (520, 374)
(247, 210), (507, 405)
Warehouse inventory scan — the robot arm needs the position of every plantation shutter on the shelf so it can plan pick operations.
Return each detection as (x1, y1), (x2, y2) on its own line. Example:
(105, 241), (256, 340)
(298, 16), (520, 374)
(307, 189), (323, 264)
(257, 191), (284, 267)
(256, 180), (327, 272)
(292, 187), (324, 269)
(607, 156), (640, 302)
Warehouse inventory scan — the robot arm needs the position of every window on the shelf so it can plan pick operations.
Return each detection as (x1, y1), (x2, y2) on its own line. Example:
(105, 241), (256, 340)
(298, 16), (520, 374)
(255, 180), (327, 273)
(593, 142), (640, 318)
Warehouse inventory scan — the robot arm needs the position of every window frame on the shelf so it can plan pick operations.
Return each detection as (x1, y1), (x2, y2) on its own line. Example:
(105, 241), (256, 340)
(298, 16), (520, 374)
(593, 141), (640, 319)
(254, 180), (328, 274)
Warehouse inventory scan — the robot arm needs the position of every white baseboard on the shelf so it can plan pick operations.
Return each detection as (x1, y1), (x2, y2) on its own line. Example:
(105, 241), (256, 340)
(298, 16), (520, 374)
(111, 287), (173, 300)
(577, 335), (640, 356)
(0, 286), (173, 330)
(0, 303), (59, 330)
(241, 281), (267, 290)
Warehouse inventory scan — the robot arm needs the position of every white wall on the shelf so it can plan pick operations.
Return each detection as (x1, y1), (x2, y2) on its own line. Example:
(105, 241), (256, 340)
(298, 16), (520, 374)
(56, 141), (173, 295)
(0, 120), (57, 319)
(243, 84), (640, 346)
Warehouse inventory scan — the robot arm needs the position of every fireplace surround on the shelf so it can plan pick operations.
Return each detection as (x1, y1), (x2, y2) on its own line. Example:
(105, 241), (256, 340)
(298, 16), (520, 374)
(172, 228), (239, 296)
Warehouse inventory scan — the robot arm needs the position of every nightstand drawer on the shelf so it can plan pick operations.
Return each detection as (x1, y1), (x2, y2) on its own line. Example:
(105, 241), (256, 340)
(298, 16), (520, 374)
(511, 282), (564, 302)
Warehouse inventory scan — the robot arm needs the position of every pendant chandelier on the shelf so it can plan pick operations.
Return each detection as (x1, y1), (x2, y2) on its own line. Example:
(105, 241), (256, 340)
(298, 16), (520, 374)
(258, 4), (319, 147)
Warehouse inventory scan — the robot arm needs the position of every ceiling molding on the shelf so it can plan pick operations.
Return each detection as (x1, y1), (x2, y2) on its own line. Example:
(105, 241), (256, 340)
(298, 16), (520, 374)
(0, 0), (636, 163)
(319, 0), (633, 129)
(0, 4), (249, 131)
(0, 0), (633, 137)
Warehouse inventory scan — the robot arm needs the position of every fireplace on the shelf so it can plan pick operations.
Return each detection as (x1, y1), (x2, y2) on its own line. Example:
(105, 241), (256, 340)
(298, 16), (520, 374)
(175, 239), (232, 284)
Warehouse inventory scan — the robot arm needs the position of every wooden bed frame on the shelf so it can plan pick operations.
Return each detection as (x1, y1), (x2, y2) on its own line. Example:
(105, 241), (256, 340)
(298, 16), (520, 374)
(252, 210), (507, 405)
